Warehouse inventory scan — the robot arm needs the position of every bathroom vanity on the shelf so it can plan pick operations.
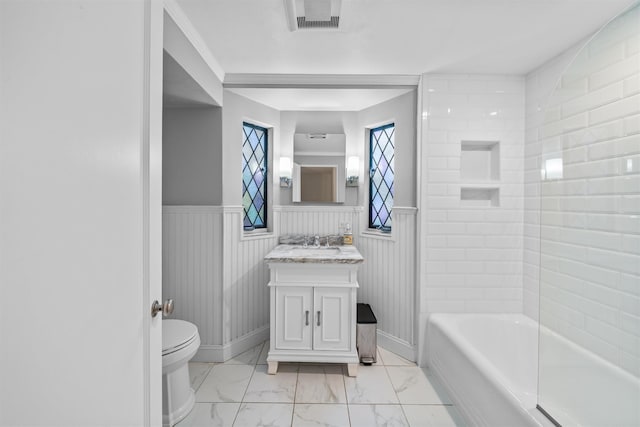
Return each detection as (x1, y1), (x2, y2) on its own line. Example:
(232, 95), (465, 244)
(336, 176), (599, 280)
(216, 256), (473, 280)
(264, 244), (364, 376)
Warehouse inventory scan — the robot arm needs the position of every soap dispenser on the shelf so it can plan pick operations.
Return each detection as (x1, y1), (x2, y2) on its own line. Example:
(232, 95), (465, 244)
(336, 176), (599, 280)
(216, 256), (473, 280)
(343, 223), (353, 245)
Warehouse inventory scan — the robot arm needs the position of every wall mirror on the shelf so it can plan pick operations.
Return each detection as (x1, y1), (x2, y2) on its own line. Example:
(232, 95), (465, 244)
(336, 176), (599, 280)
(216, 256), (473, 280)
(292, 133), (345, 203)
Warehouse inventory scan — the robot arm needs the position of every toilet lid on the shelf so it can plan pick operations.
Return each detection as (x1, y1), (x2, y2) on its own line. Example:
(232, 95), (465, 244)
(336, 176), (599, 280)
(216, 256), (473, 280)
(162, 319), (198, 355)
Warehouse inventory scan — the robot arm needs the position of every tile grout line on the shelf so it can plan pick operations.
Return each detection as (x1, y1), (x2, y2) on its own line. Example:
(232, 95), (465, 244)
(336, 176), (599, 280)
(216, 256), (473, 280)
(232, 341), (264, 426)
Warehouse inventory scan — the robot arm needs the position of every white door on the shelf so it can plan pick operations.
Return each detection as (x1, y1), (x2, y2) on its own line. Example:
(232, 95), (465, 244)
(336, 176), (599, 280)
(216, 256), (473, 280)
(275, 287), (313, 350)
(0, 1), (163, 425)
(313, 287), (351, 351)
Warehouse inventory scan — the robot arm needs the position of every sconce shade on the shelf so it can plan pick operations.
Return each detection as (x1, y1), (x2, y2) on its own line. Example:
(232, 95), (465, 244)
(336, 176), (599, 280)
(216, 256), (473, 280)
(280, 156), (293, 187)
(346, 156), (359, 186)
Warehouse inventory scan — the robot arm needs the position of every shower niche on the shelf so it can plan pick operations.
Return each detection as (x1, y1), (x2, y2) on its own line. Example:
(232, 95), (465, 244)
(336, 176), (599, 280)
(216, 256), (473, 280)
(460, 140), (500, 207)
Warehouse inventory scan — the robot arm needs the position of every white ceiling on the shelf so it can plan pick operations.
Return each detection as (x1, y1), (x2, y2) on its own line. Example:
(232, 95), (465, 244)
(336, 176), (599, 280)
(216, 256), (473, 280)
(172, 0), (637, 110)
(227, 87), (413, 111)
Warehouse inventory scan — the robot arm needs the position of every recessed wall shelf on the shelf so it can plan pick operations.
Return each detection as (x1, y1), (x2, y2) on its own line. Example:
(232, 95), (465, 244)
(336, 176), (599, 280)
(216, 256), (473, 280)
(460, 186), (500, 207)
(461, 140), (500, 182)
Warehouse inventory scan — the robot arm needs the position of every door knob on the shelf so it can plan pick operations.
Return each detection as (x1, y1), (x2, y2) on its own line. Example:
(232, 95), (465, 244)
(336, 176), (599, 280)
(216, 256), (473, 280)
(151, 299), (174, 317)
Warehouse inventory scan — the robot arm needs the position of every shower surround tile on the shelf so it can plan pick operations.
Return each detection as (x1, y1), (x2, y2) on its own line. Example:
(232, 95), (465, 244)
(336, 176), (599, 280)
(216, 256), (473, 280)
(195, 364), (254, 403)
(295, 364), (347, 404)
(292, 404), (350, 427)
(386, 367), (452, 405)
(348, 404), (409, 427)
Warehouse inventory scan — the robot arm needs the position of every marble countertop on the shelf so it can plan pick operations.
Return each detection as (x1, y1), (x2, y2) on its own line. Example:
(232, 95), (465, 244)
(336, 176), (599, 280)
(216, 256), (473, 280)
(264, 244), (364, 264)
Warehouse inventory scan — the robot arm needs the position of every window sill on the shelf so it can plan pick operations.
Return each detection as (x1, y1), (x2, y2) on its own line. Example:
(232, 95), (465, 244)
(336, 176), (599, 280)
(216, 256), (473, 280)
(360, 229), (395, 241)
(241, 229), (276, 242)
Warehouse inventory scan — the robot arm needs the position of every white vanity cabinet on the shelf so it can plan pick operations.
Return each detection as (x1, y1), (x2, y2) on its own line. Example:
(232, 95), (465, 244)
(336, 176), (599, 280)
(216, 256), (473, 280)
(266, 259), (361, 377)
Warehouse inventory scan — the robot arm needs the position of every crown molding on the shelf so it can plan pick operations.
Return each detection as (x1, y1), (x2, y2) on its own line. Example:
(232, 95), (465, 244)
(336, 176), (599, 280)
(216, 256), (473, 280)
(223, 73), (420, 89)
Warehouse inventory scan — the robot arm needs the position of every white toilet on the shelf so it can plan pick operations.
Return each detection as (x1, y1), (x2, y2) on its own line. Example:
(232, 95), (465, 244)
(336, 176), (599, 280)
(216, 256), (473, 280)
(162, 319), (200, 427)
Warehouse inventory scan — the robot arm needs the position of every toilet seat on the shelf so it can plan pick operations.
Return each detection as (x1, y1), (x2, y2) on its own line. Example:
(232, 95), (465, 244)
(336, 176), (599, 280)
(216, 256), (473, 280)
(163, 319), (198, 356)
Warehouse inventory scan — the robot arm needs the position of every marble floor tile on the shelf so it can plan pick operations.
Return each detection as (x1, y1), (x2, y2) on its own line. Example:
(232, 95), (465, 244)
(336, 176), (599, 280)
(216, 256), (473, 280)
(189, 362), (214, 392)
(295, 365), (346, 404)
(344, 366), (398, 404)
(176, 402), (240, 427)
(244, 364), (298, 403)
(224, 342), (264, 365)
(386, 367), (452, 405)
(292, 404), (349, 427)
(196, 364), (254, 403)
(233, 403), (293, 427)
(348, 404), (409, 427)
(402, 404), (466, 427)
(378, 347), (415, 366)
(257, 340), (270, 365)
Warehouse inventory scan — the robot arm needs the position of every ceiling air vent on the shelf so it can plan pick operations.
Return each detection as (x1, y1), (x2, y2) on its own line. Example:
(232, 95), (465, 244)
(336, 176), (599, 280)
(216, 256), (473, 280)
(285, 0), (342, 31)
(297, 16), (339, 29)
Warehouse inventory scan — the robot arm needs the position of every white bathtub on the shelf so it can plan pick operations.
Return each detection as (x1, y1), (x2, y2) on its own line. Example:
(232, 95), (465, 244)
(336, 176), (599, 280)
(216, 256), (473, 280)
(427, 313), (640, 427)
(428, 314), (547, 427)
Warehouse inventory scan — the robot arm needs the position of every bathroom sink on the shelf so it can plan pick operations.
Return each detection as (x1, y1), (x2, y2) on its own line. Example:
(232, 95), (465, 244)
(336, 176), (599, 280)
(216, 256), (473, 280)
(288, 246), (341, 256)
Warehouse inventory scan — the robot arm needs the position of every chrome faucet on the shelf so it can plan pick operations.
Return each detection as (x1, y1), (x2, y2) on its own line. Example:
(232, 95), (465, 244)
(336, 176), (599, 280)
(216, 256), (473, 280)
(314, 235), (320, 247)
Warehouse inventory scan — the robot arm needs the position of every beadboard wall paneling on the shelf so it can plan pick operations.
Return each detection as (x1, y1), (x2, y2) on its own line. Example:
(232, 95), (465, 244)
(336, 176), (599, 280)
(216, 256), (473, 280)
(162, 206), (223, 346)
(358, 207), (418, 358)
(275, 205), (361, 237)
(163, 205), (417, 360)
(223, 207), (278, 343)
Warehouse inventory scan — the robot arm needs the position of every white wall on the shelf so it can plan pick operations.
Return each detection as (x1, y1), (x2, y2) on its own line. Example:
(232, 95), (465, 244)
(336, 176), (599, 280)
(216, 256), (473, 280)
(419, 74), (526, 317)
(526, 5), (640, 375)
(359, 90), (418, 208)
(222, 90), (281, 207)
(163, 107), (223, 204)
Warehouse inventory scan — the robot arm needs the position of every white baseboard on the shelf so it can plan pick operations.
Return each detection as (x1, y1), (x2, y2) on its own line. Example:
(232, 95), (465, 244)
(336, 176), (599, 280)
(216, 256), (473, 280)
(377, 330), (416, 362)
(192, 325), (270, 363)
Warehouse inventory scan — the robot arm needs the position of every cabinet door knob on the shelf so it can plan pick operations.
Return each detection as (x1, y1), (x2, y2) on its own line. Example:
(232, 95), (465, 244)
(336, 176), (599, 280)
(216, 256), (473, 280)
(305, 310), (309, 326)
(317, 311), (321, 326)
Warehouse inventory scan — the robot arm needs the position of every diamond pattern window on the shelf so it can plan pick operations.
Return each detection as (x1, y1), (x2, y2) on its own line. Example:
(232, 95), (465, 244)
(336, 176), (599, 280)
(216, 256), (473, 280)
(369, 123), (394, 230)
(242, 122), (268, 229)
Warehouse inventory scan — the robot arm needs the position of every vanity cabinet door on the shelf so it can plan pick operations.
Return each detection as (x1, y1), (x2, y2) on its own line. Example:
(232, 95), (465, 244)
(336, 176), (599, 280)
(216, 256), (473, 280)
(275, 287), (313, 350)
(313, 287), (351, 351)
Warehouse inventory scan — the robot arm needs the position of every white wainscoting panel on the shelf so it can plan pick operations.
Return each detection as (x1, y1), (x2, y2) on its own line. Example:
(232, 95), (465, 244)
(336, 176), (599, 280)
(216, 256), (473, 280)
(163, 205), (416, 361)
(358, 207), (417, 359)
(162, 206), (224, 346)
(222, 207), (278, 344)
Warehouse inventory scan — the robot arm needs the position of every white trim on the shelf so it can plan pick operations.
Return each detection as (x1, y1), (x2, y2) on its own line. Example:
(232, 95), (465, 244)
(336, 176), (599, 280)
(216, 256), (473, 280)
(392, 206), (418, 215)
(377, 330), (416, 362)
(275, 205), (363, 213)
(224, 73), (420, 88)
(192, 325), (270, 362)
(162, 205), (225, 213)
(241, 229), (277, 241)
(163, 0), (225, 83)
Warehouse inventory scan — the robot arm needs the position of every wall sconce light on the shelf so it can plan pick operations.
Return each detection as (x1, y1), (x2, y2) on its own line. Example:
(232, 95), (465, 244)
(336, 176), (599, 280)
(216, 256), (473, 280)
(346, 156), (359, 187)
(280, 156), (292, 188)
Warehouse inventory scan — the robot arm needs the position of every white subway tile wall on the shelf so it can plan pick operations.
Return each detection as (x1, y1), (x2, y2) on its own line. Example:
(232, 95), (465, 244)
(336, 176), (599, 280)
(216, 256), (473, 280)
(421, 74), (526, 314)
(525, 6), (640, 375)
